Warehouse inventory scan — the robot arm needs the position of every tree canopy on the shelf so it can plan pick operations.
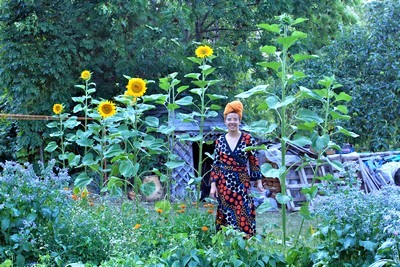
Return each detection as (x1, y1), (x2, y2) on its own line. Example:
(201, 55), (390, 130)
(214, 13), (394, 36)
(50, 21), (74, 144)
(2, 0), (394, 160)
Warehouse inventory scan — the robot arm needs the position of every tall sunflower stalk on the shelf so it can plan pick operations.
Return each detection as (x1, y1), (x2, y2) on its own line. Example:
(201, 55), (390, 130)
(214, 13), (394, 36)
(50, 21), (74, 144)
(73, 70), (96, 174)
(158, 72), (191, 200)
(236, 15), (358, 254)
(183, 45), (227, 203)
(45, 104), (80, 169)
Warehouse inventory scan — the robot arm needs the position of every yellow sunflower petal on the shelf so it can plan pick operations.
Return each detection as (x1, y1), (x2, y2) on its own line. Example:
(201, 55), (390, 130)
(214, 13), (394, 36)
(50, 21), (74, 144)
(195, 45), (213, 58)
(97, 100), (117, 119)
(81, 70), (91, 81)
(126, 78), (147, 97)
(52, 104), (63, 115)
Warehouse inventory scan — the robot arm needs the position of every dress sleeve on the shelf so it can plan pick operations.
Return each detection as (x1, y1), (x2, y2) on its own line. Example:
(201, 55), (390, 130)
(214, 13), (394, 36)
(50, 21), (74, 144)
(247, 135), (263, 181)
(210, 138), (221, 183)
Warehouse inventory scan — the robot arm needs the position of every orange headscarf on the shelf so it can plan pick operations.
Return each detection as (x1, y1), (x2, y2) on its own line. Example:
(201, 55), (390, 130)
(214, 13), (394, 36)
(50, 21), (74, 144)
(223, 100), (243, 120)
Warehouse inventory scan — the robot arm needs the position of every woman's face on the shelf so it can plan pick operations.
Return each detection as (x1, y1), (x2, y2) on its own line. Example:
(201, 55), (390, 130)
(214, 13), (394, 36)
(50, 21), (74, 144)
(225, 113), (240, 132)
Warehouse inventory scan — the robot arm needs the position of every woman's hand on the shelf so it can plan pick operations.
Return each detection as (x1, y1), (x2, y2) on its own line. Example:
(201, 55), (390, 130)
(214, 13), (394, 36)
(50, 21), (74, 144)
(209, 182), (218, 199)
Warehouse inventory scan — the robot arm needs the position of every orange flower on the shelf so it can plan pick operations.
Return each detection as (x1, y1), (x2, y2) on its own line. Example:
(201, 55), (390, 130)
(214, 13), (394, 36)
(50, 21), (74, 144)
(180, 204), (186, 209)
(81, 189), (89, 199)
(201, 226), (209, 231)
(176, 209), (185, 213)
(207, 209), (214, 214)
(134, 224), (141, 229)
(156, 208), (163, 214)
(71, 194), (78, 201)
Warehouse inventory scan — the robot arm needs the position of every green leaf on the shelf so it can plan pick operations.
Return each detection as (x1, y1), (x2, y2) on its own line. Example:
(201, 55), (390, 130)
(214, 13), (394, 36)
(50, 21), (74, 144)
(325, 157), (344, 172)
(201, 66), (216, 76)
(187, 57), (202, 65)
(288, 135), (312, 147)
(155, 200), (172, 213)
(330, 110), (351, 120)
(293, 54), (318, 63)
(299, 203), (313, 220)
(335, 92), (352, 102)
(104, 144), (123, 158)
(360, 240), (377, 252)
(184, 73), (201, 80)
(311, 133), (330, 153)
(260, 163), (285, 178)
(73, 104), (84, 113)
(337, 126), (359, 138)
(242, 120), (277, 136)
(74, 173), (93, 188)
(257, 23), (280, 33)
(334, 105), (349, 114)
(206, 94), (228, 101)
(67, 153), (81, 167)
(82, 153), (97, 165)
(71, 96), (86, 103)
(46, 121), (58, 128)
(292, 18), (308, 25)
(64, 117), (81, 129)
(177, 85), (190, 93)
(260, 45), (277, 54)
(235, 85), (268, 98)
(296, 108), (324, 123)
(175, 96), (193, 106)
(45, 141), (58, 152)
(258, 61), (280, 72)
(343, 236), (356, 249)
(276, 193), (291, 205)
(76, 137), (94, 147)
(291, 30), (307, 39)
(277, 36), (298, 50)
(189, 88), (204, 96)
(141, 181), (156, 196)
(165, 160), (185, 169)
(119, 160), (138, 177)
(145, 116), (159, 128)
(267, 95), (295, 109)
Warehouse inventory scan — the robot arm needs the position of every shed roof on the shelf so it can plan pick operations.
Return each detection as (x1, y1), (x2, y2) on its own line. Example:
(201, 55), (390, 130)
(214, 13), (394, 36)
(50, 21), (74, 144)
(146, 106), (226, 134)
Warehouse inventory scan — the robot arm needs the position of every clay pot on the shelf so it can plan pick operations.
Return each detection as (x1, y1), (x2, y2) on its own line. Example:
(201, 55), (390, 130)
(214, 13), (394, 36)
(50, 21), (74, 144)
(143, 175), (164, 201)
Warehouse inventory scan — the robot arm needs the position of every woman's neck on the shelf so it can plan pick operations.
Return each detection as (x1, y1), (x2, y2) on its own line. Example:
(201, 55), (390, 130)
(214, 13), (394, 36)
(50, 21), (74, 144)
(226, 130), (241, 138)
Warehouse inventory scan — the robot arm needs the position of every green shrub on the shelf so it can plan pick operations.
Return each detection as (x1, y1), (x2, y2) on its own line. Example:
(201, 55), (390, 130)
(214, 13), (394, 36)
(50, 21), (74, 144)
(0, 160), (70, 266)
(311, 185), (400, 266)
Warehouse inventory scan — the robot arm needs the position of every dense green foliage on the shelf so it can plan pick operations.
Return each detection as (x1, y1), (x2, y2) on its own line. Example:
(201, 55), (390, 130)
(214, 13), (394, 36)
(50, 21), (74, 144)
(303, 0), (400, 151)
(0, 0), (362, 160)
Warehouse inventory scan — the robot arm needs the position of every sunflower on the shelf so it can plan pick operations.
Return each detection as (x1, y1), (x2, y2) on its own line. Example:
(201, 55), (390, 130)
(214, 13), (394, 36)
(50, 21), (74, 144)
(126, 78), (147, 97)
(97, 100), (117, 119)
(80, 70), (91, 81)
(195, 45), (213, 58)
(52, 103), (63, 115)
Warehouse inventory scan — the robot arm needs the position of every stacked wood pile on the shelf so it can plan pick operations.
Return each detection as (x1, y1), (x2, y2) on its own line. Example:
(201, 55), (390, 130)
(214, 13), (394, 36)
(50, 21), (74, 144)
(259, 144), (400, 212)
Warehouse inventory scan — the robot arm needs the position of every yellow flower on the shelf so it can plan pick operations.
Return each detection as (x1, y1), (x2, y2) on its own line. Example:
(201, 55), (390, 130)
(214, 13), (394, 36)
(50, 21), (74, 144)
(52, 104), (63, 115)
(97, 100), (117, 119)
(201, 226), (209, 231)
(134, 224), (141, 229)
(126, 78), (147, 97)
(80, 70), (91, 81)
(195, 45), (213, 58)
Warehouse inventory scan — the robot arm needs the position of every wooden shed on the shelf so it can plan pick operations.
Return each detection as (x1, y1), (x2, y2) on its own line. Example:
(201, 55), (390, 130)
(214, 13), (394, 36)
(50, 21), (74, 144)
(146, 107), (227, 200)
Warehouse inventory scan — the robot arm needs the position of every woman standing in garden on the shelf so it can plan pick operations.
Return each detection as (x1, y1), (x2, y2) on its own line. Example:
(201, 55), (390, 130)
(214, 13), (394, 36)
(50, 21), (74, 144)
(209, 100), (264, 237)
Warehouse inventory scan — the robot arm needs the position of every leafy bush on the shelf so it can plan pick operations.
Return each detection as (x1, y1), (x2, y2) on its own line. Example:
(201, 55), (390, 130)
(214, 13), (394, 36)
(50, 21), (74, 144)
(311, 185), (400, 266)
(0, 160), (70, 266)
